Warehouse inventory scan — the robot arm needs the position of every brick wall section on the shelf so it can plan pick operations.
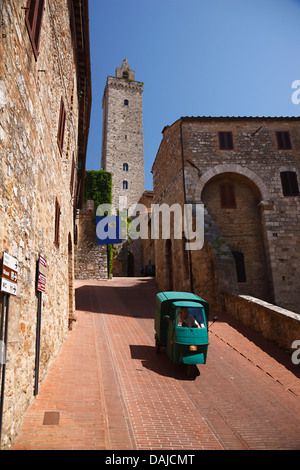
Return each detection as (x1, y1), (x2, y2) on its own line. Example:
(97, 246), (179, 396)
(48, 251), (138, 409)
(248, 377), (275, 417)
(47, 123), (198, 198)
(0, 0), (91, 448)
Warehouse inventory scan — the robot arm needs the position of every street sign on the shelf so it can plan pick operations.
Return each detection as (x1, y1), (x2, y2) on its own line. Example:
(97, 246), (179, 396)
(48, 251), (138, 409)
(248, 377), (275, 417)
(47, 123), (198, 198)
(2, 266), (18, 283)
(3, 253), (18, 273)
(37, 273), (46, 293)
(1, 278), (17, 296)
(1, 253), (18, 296)
(37, 255), (47, 293)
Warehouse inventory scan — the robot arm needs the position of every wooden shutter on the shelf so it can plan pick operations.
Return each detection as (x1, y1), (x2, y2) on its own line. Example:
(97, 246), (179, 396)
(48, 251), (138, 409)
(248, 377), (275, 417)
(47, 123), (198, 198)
(219, 183), (236, 208)
(57, 98), (66, 154)
(280, 171), (299, 196)
(25, 0), (45, 60)
(54, 199), (61, 247)
(276, 131), (292, 150)
(218, 132), (234, 150)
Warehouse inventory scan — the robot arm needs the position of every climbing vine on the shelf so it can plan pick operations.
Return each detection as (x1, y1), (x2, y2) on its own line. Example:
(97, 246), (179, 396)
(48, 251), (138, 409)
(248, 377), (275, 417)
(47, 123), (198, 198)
(85, 170), (112, 210)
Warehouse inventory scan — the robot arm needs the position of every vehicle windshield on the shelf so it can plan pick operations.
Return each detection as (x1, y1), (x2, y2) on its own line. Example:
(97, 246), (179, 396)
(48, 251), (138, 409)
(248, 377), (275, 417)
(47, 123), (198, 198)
(177, 307), (206, 328)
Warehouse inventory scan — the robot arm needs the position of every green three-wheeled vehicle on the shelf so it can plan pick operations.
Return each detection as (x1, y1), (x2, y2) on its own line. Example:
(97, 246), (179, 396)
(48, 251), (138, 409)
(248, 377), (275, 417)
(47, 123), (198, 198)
(154, 291), (217, 375)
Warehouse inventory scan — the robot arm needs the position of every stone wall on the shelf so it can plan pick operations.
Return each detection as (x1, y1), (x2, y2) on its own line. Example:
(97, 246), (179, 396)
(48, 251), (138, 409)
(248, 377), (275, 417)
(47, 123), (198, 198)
(223, 291), (300, 354)
(0, 0), (91, 448)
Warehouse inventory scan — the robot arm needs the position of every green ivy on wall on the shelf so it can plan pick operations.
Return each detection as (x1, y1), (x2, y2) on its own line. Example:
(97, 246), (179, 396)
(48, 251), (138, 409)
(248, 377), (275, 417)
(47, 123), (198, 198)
(85, 170), (112, 209)
(84, 170), (113, 277)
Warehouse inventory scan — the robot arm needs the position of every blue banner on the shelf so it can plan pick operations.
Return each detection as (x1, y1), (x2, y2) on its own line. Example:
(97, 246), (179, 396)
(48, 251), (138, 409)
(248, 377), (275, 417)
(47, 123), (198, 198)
(96, 216), (123, 245)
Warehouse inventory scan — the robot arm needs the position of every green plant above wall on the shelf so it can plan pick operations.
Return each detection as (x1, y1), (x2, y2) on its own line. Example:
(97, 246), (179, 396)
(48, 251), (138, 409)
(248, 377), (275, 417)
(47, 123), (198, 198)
(85, 170), (112, 210)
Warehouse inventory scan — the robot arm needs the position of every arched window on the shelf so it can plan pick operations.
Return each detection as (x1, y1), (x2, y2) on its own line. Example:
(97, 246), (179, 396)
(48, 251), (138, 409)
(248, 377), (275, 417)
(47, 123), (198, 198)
(123, 181), (128, 190)
(123, 163), (128, 172)
(124, 99), (129, 106)
(123, 71), (129, 79)
(232, 251), (246, 282)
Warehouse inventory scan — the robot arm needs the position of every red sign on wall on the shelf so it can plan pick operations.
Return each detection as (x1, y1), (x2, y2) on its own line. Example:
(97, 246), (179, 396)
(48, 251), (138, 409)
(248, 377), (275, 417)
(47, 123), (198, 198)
(37, 255), (47, 293)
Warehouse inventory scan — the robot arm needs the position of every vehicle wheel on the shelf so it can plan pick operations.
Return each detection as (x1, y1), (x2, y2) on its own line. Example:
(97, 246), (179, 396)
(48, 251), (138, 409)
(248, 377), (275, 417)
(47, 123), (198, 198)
(186, 364), (194, 377)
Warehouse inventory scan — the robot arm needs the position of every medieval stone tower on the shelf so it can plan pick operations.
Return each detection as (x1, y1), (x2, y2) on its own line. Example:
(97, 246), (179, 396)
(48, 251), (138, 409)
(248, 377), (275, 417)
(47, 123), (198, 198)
(101, 58), (145, 210)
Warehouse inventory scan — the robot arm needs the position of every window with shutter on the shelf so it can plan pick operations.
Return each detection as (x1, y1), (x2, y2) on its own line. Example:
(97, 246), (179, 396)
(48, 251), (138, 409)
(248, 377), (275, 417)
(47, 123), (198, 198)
(219, 183), (236, 208)
(280, 171), (299, 196)
(276, 131), (292, 150)
(25, 0), (45, 60)
(218, 132), (234, 150)
(54, 199), (61, 247)
(57, 98), (66, 154)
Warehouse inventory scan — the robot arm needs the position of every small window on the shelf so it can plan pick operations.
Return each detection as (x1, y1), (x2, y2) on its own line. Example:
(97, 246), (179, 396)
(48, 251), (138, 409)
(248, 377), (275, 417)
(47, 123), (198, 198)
(124, 99), (129, 106)
(54, 199), (61, 247)
(219, 183), (236, 208)
(123, 181), (128, 190)
(232, 251), (246, 283)
(276, 131), (292, 150)
(280, 171), (299, 196)
(123, 71), (129, 79)
(25, 0), (45, 60)
(123, 163), (128, 172)
(57, 97), (66, 154)
(219, 132), (234, 150)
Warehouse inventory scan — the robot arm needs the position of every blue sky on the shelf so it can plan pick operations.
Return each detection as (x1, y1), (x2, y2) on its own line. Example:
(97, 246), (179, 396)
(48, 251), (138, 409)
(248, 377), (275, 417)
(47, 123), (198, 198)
(86, 0), (300, 190)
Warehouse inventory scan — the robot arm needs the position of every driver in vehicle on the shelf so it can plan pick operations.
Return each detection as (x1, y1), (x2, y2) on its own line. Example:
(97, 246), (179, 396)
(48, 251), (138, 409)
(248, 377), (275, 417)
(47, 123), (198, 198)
(177, 307), (200, 328)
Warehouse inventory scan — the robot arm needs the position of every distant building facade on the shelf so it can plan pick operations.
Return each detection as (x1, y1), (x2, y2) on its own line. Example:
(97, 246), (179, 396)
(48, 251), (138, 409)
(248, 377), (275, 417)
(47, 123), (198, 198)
(101, 58), (145, 211)
(0, 0), (91, 448)
(152, 116), (300, 314)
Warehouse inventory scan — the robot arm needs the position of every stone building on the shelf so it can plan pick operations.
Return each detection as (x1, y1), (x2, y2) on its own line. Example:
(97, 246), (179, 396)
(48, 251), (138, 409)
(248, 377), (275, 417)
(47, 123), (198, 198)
(101, 58), (145, 211)
(0, 0), (91, 448)
(98, 59), (145, 276)
(152, 116), (300, 314)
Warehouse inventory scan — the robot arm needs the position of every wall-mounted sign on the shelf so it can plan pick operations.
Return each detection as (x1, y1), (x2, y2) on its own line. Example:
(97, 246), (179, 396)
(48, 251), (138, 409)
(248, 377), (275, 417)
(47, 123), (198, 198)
(1, 253), (18, 296)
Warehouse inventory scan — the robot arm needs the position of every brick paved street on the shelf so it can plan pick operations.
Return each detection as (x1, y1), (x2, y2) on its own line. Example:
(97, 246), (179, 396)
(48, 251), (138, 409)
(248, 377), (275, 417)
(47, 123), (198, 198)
(12, 278), (300, 450)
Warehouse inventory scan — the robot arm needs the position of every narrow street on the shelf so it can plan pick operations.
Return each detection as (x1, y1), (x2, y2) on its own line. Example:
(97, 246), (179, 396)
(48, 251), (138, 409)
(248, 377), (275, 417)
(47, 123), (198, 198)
(13, 277), (300, 450)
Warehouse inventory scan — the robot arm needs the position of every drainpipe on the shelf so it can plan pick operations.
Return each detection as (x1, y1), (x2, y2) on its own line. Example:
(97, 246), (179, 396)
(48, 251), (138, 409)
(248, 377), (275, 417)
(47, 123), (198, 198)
(180, 119), (194, 293)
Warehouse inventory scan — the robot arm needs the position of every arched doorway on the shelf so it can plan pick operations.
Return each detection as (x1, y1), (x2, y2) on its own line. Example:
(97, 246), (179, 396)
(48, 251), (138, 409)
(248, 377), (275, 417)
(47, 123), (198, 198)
(201, 172), (271, 301)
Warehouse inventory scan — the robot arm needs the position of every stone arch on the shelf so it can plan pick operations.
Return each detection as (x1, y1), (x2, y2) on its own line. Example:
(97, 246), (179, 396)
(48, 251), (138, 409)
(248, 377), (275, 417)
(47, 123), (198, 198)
(193, 164), (270, 203)
(201, 171), (272, 301)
